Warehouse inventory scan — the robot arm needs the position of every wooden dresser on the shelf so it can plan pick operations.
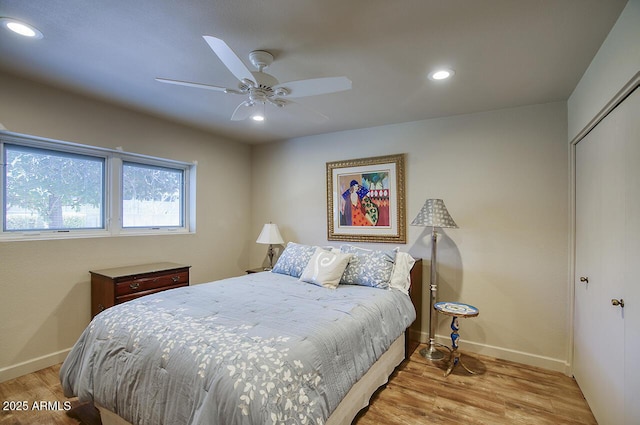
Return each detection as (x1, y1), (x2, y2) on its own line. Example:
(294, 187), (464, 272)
(90, 262), (190, 318)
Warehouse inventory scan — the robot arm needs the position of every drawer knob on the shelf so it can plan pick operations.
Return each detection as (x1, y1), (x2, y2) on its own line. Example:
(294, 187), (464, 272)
(129, 282), (140, 290)
(172, 276), (180, 283)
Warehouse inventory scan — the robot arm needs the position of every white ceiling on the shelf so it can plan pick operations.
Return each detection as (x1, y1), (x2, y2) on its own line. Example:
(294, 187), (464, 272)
(0, 0), (628, 144)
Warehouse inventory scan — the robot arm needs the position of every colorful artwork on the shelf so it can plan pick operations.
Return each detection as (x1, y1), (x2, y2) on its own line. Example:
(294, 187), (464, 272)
(339, 174), (389, 227)
(327, 154), (405, 243)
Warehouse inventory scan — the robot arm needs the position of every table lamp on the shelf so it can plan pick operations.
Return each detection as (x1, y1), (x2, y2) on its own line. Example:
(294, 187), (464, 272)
(256, 223), (284, 270)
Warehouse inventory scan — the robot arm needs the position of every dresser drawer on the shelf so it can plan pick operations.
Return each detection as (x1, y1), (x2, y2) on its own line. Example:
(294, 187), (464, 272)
(90, 262), (191, 318)
(115, 271), (189, 296)
(115, 282), (188, 304)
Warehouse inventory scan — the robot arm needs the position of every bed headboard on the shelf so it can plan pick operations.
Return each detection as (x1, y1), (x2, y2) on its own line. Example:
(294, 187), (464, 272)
(406, 258), (422, 358)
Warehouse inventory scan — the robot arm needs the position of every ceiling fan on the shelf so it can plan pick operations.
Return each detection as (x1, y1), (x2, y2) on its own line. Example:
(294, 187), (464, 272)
(156, 36), (352, 122)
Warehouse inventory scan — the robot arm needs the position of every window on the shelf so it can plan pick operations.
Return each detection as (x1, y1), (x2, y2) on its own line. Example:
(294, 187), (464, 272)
(1, 131), (194, 240)
(122, 162), (184, 228)
(3, 144), (105, 232)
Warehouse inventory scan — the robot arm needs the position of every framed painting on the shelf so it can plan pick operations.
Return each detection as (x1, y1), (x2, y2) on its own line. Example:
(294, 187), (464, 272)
(326, 154), (406, 243)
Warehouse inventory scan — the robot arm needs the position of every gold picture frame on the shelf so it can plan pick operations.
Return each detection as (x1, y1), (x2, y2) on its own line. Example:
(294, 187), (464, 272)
(326, 154), (406, 243)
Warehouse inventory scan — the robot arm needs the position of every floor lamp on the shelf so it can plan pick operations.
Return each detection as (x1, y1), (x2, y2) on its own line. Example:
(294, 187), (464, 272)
(410, 199), (458, 361)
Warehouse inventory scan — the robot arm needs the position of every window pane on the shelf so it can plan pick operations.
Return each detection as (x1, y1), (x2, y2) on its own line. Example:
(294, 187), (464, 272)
(122, 162), (183, 228)
(3, 145), (105, 231)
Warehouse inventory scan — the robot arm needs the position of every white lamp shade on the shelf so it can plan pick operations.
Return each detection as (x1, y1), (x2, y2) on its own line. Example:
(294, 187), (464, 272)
(410, 199), (458, 228)
(256, 223), (284, 245)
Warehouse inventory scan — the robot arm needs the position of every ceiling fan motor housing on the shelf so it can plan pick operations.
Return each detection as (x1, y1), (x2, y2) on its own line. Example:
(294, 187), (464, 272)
(249, 71), (278, 89)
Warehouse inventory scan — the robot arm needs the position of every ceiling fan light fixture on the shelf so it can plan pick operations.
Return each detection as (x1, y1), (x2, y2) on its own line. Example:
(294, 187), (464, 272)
(428, 68), (455, 81)
(1, 18), (43, 39)
(251, 102), (266, 122)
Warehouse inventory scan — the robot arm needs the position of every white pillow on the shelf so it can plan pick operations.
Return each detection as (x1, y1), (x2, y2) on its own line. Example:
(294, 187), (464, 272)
(300, 247), (352, 289)
(389, 252), (416, 294)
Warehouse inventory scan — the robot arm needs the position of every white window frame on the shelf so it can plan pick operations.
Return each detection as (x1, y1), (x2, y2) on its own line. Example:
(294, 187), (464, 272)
(1, 130), (196, 241)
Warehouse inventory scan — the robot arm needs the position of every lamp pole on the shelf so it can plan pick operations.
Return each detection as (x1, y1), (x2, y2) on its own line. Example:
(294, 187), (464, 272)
(420, 227), (445, 360)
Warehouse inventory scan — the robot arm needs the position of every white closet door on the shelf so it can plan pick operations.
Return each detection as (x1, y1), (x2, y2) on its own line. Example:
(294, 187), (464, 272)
(621, 89), (640, 425)
(575, 115), (624, 425)
(574, 87), (639, 425)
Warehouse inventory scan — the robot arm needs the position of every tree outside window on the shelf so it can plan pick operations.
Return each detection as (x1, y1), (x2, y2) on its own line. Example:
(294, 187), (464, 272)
(4, 145), (104, 231)
(122, 162), (183, 228)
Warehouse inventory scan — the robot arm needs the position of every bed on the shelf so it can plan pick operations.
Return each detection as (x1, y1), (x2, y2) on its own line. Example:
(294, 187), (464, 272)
(61, 244), (422, 425)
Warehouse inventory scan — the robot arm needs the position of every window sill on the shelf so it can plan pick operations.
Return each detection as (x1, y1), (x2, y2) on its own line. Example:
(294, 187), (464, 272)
(0, 229), (194, 242)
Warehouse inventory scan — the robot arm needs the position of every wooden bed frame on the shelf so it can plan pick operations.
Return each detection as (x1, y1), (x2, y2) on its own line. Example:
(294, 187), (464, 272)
(95, 259), (423, 425)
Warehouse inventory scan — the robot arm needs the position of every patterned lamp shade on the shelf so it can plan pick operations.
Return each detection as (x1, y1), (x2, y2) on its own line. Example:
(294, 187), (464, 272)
(410, 199), (458, 228)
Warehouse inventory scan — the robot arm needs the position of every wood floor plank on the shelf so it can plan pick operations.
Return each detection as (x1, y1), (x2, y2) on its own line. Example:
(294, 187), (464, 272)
(0, 344), (596, 425)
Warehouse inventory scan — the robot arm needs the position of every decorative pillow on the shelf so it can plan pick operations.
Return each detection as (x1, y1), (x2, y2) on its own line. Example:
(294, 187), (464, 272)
(339, 245), (397, 289)
(271, 242), (317, 278)
(389, 252), (416, 294)
(299, 247), (352, 289)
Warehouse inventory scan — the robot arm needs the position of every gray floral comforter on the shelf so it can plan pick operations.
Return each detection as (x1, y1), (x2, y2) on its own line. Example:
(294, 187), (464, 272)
(60, 272), (415, 425)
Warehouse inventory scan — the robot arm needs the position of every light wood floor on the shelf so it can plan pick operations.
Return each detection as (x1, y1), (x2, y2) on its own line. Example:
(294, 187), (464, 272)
(0, 345), (596, 425)
(355, 346), (597, 425)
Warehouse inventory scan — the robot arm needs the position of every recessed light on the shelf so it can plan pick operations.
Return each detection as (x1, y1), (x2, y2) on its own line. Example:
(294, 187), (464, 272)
(251, 114), (265, 122)
(428, 68), (455, 81)
(1, 18), (44, 39)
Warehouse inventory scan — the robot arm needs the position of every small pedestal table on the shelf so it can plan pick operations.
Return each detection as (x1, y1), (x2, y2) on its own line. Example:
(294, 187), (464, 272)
(434, 301), (480, 377)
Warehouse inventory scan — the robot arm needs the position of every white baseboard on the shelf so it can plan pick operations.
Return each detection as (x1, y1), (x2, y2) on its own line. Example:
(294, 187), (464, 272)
(411, 330), (571, 375)
(0, 348), (71, 383)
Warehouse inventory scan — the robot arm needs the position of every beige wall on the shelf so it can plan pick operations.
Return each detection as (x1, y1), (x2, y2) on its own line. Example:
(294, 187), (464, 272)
(250, 102), (570, 371)
(0, 71), (252, 381)
(568, 0), (640, 141)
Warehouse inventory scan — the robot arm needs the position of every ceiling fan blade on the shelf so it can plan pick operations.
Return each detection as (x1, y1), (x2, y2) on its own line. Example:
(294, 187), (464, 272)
(203, 36), (255, 84)
(155, 77), (228, 92)
(275, 76), (352, 98)
(230, 101), (256, 121)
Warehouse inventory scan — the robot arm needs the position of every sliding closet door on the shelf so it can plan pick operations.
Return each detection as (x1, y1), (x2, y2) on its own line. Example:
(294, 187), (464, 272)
(574, 87), (639, 425)
(574, 111), (624, 425)
(621, 89), (640, 424)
